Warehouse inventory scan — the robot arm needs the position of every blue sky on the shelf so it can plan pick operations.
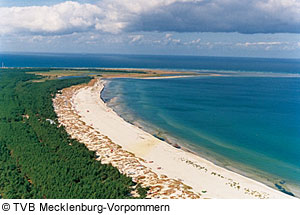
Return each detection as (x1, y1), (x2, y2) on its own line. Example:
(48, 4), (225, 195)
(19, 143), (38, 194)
(0, 0), (299, 58)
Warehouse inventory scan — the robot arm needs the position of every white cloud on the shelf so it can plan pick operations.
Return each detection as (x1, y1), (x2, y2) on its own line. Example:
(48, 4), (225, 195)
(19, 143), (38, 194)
(0, 1), (103, 35)
(236, 41), (286, 47)
(0, 0), (300, 36)
(234, 40), (300, 51)
(129, 0), (300, 33)
(0, 0), (189, 35)
(184, 38), (201, 45)
(172, 39), (181, 43)
(165, 33), (173, 39)
(129, 34), (144, 43)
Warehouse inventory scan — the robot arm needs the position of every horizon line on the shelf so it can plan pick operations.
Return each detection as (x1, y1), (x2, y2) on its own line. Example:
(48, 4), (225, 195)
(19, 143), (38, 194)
(1, 51), (300, 61)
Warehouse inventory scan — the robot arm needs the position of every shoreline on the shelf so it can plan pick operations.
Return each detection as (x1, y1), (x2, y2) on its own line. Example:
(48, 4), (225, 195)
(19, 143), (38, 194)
(102, 78), (299, 197)
(54, 78), (294, 199)
(110, 107), (299, 198)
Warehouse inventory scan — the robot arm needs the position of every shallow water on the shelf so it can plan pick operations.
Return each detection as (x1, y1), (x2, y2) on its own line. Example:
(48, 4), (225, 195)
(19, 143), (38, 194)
(102, 75), (300, 196)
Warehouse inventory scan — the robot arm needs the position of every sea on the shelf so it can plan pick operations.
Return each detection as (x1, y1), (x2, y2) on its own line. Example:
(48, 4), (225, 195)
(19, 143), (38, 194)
(1, 52), (300, 196)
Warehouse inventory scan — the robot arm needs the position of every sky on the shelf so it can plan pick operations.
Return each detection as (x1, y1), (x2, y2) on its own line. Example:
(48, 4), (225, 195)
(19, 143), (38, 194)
(0, 0), (299, 58)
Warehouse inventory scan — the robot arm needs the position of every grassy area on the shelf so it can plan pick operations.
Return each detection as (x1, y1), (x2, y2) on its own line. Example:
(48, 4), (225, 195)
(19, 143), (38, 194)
(26, 67), (199, 79)
(27, 68), (148, 78)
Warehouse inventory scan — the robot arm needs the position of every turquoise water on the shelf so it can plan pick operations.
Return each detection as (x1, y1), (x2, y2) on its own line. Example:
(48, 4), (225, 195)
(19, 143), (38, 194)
(102, 75), (300, 196)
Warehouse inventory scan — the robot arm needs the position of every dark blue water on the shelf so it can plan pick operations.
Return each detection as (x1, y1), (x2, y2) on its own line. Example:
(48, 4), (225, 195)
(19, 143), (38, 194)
(1, 52), (300, 74)
(102, 76), (300, 196)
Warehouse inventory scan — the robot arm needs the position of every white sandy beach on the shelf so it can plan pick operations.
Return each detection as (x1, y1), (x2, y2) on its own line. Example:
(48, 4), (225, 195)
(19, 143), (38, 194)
(54, 78), (293, 199)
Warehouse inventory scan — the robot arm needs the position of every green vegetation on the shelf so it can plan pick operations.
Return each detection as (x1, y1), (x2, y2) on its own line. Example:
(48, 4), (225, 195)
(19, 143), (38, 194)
(0, 68), (146, 199)
(27, 68), (147, 78)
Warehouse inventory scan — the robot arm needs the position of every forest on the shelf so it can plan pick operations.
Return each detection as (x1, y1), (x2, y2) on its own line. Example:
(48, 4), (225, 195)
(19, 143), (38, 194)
(0, 68), (146, 198)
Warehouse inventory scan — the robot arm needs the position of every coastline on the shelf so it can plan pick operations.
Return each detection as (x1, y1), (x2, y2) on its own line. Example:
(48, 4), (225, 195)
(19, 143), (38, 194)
(53, 78), (294, 199)
(109, 105), (300, 198)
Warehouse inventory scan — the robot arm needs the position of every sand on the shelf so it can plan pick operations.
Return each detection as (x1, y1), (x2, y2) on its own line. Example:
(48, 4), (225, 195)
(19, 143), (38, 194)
(53, 78), (294, 199)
